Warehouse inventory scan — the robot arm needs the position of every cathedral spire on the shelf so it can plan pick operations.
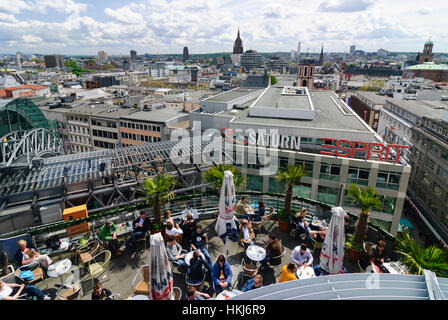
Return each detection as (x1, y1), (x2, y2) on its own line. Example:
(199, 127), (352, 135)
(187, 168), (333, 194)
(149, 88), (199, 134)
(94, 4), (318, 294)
(319, 44), (324, 66)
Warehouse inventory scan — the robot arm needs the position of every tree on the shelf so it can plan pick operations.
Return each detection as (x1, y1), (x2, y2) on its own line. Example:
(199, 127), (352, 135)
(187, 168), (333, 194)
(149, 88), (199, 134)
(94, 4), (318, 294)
(140, 172), (177, 225)
(347, 184), (382, 245)
(275, 164), (306, 221)
(270, 75), (278, 85)
(396, 231), (448, 277)
(202, 164), (246, 193)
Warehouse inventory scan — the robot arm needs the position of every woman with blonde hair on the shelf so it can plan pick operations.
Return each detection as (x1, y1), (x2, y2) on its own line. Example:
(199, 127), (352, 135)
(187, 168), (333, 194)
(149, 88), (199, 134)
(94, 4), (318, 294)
(15, 239), (53, 269)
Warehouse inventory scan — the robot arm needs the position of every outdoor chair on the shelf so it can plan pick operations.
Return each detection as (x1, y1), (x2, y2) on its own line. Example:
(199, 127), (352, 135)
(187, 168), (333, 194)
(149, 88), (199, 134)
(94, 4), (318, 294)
(262, 208), (276, 221)
(15, 261), (48, 289)
(312, 240), (323, 255)
(269, 246), (286, 266)
(85, 250), (111, 289)
(251, 220), (262, 237)
(173, 287), (182, 300)
(364, 242), (375, 254)
(1, 272), (31, 300)
(135, 231), (150, 252)
(76, 240), (100, 267)
(185, 270), (206, 291)
(55, 266), (81, 300)
(131, 265), (150, 296)
(169, 249), (188, 273)
(0, 264), (15, 276)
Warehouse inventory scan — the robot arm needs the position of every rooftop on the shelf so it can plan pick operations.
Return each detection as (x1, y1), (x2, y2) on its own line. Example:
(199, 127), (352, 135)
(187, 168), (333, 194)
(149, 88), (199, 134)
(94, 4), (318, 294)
(354, 91), (388, 105)
(121, 107), (187, 123)
(406, 63), (448, 71)
(386, 99), (448, 119)
(204, 88), (263, 103)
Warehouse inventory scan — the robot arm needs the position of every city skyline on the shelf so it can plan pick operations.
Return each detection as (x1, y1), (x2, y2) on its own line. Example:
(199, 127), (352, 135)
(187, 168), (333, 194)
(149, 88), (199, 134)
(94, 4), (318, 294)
(0, 0), (448, 55)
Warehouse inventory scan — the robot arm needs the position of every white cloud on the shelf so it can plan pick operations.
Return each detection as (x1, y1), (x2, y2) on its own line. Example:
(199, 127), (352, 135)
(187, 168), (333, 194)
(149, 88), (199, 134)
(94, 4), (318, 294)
(22, 34), (43, 43)
(104, 5), (145, 25)
(319, 0), (374, 12)
(0, 12), (18, 22)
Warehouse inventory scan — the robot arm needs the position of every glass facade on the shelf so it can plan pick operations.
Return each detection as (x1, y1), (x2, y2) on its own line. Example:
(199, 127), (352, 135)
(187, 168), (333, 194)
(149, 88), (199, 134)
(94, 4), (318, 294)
(246, 174), (263, 192)
(320, 163), (341, 181)
(347, 166), (369, 186)
(317, 186), (338, 205)
(293, 183), (312, 199)
(376, 171), (400, 190)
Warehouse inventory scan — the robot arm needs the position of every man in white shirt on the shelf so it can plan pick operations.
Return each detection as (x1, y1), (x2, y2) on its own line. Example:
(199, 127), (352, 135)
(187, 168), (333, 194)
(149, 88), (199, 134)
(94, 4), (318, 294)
(290, 243), (313, 267)
(0, 280), (50, 300)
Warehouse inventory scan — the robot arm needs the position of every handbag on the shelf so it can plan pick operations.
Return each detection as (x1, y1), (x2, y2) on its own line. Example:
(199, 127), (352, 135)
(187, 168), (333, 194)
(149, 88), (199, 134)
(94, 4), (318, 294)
(19, 270), (34, 281)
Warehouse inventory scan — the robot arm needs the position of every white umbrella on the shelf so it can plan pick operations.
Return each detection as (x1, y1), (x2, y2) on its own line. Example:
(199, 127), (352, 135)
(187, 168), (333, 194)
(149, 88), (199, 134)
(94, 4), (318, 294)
(319, 206), (346, 274)
(215, 170), (239, 257)
(149, 232), (173, 300)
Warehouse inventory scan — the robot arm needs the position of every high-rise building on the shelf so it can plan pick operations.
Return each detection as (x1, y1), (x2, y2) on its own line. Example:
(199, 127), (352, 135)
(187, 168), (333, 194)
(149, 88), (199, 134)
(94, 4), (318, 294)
(231, 29), (244, 65)
(297, 42), (301, 58)
(350, 45), (356, 55)
(98, 51), (108, 64)
(183, 47), (189, 62)
(240, 50), (262, 71)
(44, 55), (65, 69)
(16, 52), (22, 70)
(130, 50), (137, 61)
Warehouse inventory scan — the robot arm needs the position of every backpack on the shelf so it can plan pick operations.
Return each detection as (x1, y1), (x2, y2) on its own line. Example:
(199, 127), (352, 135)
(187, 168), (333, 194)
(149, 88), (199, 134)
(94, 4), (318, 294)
(19, 270), (34, 281)
(45, 236), (60, 250)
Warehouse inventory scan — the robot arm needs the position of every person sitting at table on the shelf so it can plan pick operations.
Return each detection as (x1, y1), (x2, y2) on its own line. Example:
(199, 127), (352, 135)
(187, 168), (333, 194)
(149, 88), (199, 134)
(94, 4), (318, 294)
(165, 221), (183, 237)
(186, 286), (210, 300)
(290, 243), (313, 267)
(369, 240), (389, 273)
(211, 255), (233, 294)
(309, 226), (326, 242)
(187, 250), (207, 283)
(15, 239), (53, 269)
(344, 215), (354, 234)
(236, 196), (253, 218)
(260, 233), (282, 269)
(190, 224), (212, 272)
(238, 219), (255, 250)
(91, 282), (113, 300)
(242, 274), (263, 292)
(252, 201), (265, 222)
(98, 220), (121, 255)
(291, 215), (312, 241)
(166, 236), (188, 273)
(279, 263), (298, 283)
(299, 208), (308, 218)
(163, 210), (174, 226)
(180, 213), (197, 247)
(0, 279), (51, 300)
(118, 212), (151, 259)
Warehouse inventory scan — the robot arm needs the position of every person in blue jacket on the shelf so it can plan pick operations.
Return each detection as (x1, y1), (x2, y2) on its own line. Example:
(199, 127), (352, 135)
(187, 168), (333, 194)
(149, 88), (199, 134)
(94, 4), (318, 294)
(241, 274), (263, 292)
(211, 255), (233, 294)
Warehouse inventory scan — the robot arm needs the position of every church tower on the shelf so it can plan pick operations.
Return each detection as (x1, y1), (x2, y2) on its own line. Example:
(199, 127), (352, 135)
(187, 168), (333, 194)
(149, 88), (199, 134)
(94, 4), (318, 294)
(231, 29), (244, 65)
(417, 39), (434, 64)
(318, 45), (324, 66)
(297, 57), (315, 91)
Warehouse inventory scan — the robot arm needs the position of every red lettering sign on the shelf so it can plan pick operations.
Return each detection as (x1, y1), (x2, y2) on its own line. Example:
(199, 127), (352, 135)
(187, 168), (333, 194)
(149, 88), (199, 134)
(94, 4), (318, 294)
(320, 138), (408, 163)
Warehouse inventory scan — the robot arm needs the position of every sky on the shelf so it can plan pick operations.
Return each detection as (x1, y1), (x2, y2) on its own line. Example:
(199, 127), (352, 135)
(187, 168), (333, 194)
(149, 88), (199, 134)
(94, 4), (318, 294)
(0, 0), (447, 55)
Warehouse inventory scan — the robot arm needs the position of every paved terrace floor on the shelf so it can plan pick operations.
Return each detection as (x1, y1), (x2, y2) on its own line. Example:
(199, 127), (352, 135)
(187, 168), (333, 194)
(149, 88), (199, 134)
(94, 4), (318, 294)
(32, 217), (359, 300)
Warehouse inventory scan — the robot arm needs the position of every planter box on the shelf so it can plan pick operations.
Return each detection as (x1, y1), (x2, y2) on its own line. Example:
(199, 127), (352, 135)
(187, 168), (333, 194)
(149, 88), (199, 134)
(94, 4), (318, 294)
(346, 248), (361, 262)
(278, 218), (291, 233)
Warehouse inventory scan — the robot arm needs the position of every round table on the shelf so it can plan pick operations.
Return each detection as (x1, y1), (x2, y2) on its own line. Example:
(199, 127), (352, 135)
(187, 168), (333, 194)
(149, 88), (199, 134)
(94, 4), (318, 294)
(184, 251), (206, 266)
(47, 258), (72, 284)
(246, 245), (266, 262)
(132, 295), (149, 300)
(296, 266), (316, 280)
(215, 289), (242, 300)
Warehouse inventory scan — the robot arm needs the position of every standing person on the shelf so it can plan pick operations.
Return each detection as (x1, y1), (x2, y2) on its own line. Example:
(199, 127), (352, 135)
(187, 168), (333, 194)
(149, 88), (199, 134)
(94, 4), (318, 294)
(369, 240), (389, 273)
(290, 243), (313, 267)
(187, 250), (206, 284)
(260, 233), (282, 269)
(242, 274), (263, 292)
(91, 282), (113, 300)
(16, 240), (53, 269)
(118, 212), (151, 259)
(238, 219), (255, 249)
(189, 224), (212, 272)
(279, 263), (298, 283)
(186, 286), (210, 300)
(211, 255), (233, 294)
(0, 280), (50, 300)
(98, 220), (121, 255)
(180, 213), (197, 247)
(166, 236), (189, 272)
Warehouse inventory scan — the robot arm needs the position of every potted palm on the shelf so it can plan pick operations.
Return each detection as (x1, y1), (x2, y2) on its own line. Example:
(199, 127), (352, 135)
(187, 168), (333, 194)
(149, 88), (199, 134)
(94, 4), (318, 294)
(346, 184), (382, 261)
(396, 231), (448, 277)
(202, 163), (246, 194)
(141, 172), (177, 234)
(275, 164), (306, 233)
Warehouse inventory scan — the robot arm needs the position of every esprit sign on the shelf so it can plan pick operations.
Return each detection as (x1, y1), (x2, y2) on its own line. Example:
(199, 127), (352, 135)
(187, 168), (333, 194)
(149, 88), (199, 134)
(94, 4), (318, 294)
(320, 138), (408, 163)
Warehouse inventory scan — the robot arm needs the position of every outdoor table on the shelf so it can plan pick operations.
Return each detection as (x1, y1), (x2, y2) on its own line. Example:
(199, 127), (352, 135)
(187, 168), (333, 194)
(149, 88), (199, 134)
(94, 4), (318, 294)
(246, 245), (266, 262)
(47, 258), (73, 284)
(184, 251), (206, 266)
(182, 209), (199, 220)
(310, 219), (328, 230)
(132, 295), (149, 300)
(296, 265), (316, 280)
(215, 289), (242, 300)
(381, 262), (408, 274)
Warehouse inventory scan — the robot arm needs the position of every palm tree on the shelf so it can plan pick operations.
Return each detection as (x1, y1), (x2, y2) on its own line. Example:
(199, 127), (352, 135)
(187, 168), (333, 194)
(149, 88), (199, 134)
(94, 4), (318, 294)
(396, 231), (448, 277)
(347, 184), (382, 245)
(141, 172), (177, 225)
(275, 164), (306, 220)
(202, 163), (246, 193)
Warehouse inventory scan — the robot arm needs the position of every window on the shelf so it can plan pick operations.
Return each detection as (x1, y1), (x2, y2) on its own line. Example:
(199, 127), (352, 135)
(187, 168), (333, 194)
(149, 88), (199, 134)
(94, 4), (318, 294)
(425, 158), (435, 170)
(428, 199), (437, 214)
(293, 183), (312, 199)
(246, 174), (263, 192)
(442, 151), (448, 162)
(437, 167), (448, 182)
(295, 160), (313, 177)
(279, 157), (289, 168)
(422, 172), (431, 185)
(434, 183), (443, 197)
(430, 142), (439, 154)
(317, 186), (338, 205)
(347, 167), (369, 186)
(377, 195), (396, 214)
(376, 171), (400, 190)
(320, 163), (341, 181)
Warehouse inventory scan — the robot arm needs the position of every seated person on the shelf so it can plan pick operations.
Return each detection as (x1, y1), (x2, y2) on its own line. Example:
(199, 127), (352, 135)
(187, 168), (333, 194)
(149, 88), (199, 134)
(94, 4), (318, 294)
(290, 243), (313, 267)
(98, 220), (121, 255)
(211, 255), (233, 294)
(291, 216), (312, 240)
(118, 212), (151, 259)
(180, 213), (197, 246)
(309, 226), (326, 242)
(189, 224), (212, 271)
(91, 282), (113, 300)
(187, 250), (206, 284)
(163, 210), (174, 226)
(238, 219), (255, 249)
(242, 274), (263, 292)
(236, 196), (254, 218)
(260, 233), (282, 269)
(16, 239), (53, 269)
(0, 279), (51, 300)
(186, 286), (210, 300)
(165, 221), (184, 237)
(279, 263), (298, 283)
(369, 240), (389, 273)
(252, 201), (265, 222)
(166, 236), (188, 272)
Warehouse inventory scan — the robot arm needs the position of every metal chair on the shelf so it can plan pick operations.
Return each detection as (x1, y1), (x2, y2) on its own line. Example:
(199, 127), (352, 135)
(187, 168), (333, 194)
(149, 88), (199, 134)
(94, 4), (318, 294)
(1, 272), (31, 300)
(135, 231), (150, 251)
(55, 266), (82, 300)
(269, 246), (286, 266)
(131, 265), (150, 296)
(15, 261), (48, 289)
(185, 270), (206, 291)
(85, 250), (111, 288)
(76, 240), (100, 267)
(173, 287), (182, 300)
(0, 264), (15, 276)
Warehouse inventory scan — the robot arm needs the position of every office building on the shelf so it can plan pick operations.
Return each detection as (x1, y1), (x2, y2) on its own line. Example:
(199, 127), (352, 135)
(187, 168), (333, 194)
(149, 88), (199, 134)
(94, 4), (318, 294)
(183, 47), (189, 62)
(98, 51), (108, 64)
(44, 55), (65, 69)
(350, 45), (356, 55)
(130, 50), (137, 61)
(240, 50), (262, 71)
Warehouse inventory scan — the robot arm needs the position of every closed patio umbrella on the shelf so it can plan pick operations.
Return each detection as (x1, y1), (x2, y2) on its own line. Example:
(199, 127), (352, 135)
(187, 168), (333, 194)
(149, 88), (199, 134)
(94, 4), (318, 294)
(149, 232), (173, 300)
(320, 206), (346, 274)
(215, 170), (239, 257)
